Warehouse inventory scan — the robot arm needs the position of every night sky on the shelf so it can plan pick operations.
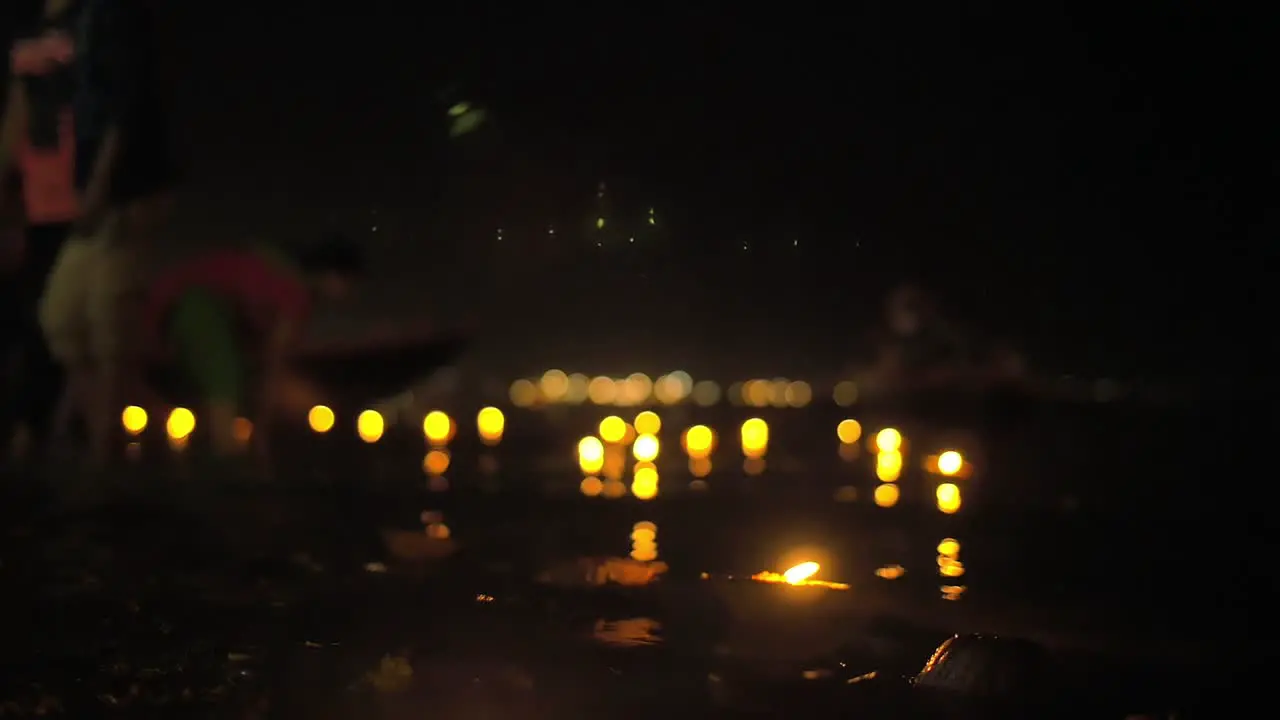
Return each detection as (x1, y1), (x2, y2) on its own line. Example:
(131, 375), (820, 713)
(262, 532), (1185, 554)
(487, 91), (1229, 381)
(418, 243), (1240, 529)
(3, 2), (1263, 379)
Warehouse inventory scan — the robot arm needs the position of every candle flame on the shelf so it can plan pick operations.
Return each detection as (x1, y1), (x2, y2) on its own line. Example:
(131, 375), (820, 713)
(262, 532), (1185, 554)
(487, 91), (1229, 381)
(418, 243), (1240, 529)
(783, 561), (820, 584)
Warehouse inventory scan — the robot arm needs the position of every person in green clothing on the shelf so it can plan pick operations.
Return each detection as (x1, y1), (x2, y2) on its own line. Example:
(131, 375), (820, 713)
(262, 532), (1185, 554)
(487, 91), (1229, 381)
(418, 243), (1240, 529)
(144, 235), (364, 458)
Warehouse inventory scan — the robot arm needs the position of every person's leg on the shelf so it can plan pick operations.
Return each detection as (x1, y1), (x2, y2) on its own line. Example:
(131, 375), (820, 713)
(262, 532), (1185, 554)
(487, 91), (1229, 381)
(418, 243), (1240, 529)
(11, 223), (73, 455)
(37, 232), (96, 464)
(166, 289), (246, 456)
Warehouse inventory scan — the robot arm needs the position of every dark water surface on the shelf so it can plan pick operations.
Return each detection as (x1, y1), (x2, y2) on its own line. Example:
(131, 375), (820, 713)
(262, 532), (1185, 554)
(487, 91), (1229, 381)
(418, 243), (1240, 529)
(0, 398), (1250, 717)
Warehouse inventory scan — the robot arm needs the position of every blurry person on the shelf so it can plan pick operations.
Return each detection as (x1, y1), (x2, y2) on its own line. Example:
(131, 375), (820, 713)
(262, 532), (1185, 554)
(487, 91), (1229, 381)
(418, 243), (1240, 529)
(144, 236), (365, 462)
(0, 0), (86, 462)
(36, 0), (175, 468)
(867, 283), (974, 390)
(866, 283), (1028, 393)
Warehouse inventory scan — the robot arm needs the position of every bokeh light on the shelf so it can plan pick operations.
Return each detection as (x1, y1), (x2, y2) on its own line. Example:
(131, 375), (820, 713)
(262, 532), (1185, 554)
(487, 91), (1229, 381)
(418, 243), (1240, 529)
(580, 476), (603, 497)
(632, 465), (659, 499)
(166, 408), (195, 440)
(423, 410), (455, 446)
(683, 424), (714, 458)
(231, 417), (253, 444)
(784, 381), (812, 407)
(876, 450), (903, 481)
(836, 419), (862, 444)
(588, 376), (617, 405)
(578, 436), (605, 474)
(874, 483), (900, 507)
(937, 450), (963, 476)
(691, 380), (721, 407)
(874, 428), (902, 454)
(423, 449), (450, 475)
(476, 406), (504, 444)
(936, 483), (962, 514)
(634, 410), (661, 435)
(833, 380), (858, 407)
(633, 433), (660, 462)
(631, 521), (658, 560)
(599, 416), (626, 444)
(539, 369), (569, 402)
(509, 379), (538, 407)
(357, 410), (384, 443)
(308, 405), (335, 433)
(121, 406), (147, 436)
(740, 418), (769, 458)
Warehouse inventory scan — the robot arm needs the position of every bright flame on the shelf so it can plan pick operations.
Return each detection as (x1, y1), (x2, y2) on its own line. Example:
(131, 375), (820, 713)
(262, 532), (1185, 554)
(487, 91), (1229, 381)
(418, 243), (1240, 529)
(477, 406), (504, 444)
(121, 406), (148, 435)
(633, 433), (660, 462)
(308, 405), (335, 433)
(357, 410), (384, 443)
(783, 562), (820, 585)
(166, 408), (195, 439)
(937, 450), (963, 476)
(423, 410), (454, 445)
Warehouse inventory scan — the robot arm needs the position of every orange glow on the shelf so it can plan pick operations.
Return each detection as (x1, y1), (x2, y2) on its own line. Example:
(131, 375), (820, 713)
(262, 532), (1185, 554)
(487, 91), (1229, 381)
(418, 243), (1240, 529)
(836, 419), (862, 444)
(689, 457), (712, 477)
(580, 476), (603, 497)
(121, 406), (147, 435)
(308, 405), (335, 433)
(751, 562), (849, 590)
(231, 417), (253, 444)
(357, 410), (384, 443)
(423, 450), (450, 475)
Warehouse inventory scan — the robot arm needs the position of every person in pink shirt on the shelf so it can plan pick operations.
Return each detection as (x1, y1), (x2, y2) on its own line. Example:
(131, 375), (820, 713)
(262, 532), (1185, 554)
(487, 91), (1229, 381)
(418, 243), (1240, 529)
(145, 235), (364, 460)
(0, 0), (89, 462)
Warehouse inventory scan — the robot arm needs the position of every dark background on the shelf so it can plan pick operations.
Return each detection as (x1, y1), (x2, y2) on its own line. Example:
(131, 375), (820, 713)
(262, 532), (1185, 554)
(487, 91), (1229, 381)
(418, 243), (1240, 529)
(2, 2), (1265, 381)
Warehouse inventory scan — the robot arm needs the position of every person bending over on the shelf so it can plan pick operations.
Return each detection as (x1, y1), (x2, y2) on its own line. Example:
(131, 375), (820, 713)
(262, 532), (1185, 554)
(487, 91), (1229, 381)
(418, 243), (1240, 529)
(144, 235), (364, 459)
